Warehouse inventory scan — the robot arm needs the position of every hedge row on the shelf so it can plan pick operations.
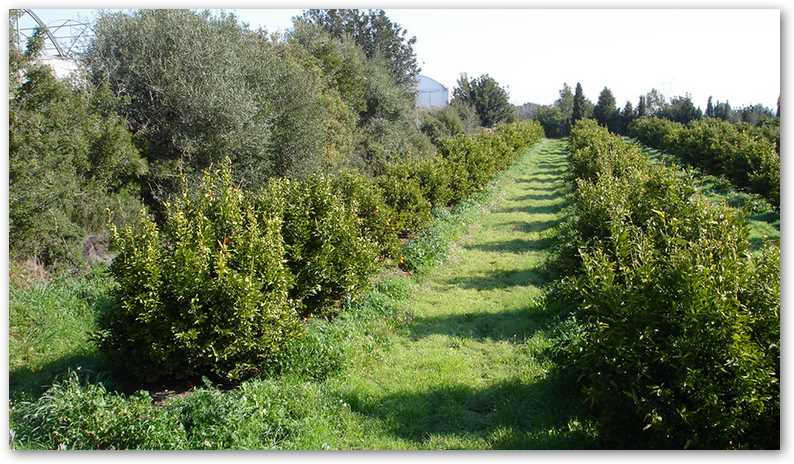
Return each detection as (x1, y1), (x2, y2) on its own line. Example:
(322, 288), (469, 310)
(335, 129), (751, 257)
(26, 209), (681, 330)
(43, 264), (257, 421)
(99, 120), (544, 382)
(627, 117), (779, 207)
(556, 120), (779, 449)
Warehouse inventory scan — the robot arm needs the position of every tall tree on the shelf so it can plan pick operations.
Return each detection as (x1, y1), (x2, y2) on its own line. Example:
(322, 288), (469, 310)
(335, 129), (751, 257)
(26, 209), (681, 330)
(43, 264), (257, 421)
(637, 95), (647, 117)
(739, 104), (776, 126)
(452, 74), (514, 127)
(663, 95), (702, 124)
(706, 96), (714, 117)
(619, 100), (634, 134)
(776, 95), (780, 118)
(534, 83), (575, 137)
(452, 73), (472, 103)
(622, 101), (634, 117)
(593, 86), (617, 129)
(644, 88), (667, 116)
(556, 83), (574, 119)
(297, 9), (419, 87)
(571, 82), (586, 125)
(11, 23), (146, 265)
(713, 100), (733, 121)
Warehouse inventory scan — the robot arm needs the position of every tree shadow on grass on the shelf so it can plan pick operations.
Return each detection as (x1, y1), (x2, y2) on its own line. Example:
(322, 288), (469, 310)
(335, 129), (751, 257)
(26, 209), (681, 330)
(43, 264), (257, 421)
(409, 302), (557, 343)
(535, 161), (566, 169)
(343, 375), (597, 449)
(9, 292), (202, 402)
(527, 167), (567, 177)
(495, 203), (565, 215)
(497, 219), (563, 234)
(444, 266), (551, 291)
(10, 289), (117, 402)
(535, 159), (568, 169)
(10, 351), (111, 402)
(512, 191), (564, 202)
(514, 176), (564, 186)
(749, 211), (780, 227)
(465, 237), (554, 254)
(749, 236), (779, 252)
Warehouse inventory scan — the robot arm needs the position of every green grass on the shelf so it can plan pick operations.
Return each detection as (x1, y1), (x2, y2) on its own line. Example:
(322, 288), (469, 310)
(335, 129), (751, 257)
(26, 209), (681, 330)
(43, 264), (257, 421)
(628, 138), (780, 249)
(304, 138), (596, 449)
(9, 266), (113, 403)
(10, 139), (596, 450)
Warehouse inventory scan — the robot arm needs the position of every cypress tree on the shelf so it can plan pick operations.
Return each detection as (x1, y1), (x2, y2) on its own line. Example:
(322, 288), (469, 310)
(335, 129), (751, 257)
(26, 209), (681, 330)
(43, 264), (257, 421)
(593, 86), (617, 128)
(622, 100), (634, 117)
(637, 95), (647, 117)
(620, 101), (634, 134)
(571, 82), (586, 124)
(706, 96), (714, 117)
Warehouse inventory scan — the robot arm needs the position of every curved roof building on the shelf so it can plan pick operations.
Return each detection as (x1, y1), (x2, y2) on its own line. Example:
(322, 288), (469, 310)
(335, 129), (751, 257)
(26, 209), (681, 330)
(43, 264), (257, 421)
(416, 75), (449, 109)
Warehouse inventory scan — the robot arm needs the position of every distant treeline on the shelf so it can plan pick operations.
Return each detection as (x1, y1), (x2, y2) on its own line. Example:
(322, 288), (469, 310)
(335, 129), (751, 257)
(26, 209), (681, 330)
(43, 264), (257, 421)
(521, 83), (779, 143)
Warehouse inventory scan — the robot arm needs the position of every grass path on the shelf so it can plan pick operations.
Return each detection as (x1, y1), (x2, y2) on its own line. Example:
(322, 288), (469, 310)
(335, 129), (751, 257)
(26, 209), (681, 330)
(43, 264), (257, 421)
(316, 139), (595, 449)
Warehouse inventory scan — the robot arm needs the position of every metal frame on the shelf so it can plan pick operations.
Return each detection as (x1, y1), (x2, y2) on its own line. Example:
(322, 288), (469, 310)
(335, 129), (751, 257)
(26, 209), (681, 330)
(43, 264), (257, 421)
(14, 9), (94, 59)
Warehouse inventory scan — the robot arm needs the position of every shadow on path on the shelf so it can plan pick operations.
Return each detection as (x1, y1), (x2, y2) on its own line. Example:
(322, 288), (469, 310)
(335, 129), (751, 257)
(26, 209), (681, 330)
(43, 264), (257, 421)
(443, 266), (551, 291)
(497, 219), (563, 234)
(513, 191), (564, 202)
(495, 203), (565, 215)
(409, 301), (557, 343)
(465, 237), (554, 254)
(344, 376), (596, 449)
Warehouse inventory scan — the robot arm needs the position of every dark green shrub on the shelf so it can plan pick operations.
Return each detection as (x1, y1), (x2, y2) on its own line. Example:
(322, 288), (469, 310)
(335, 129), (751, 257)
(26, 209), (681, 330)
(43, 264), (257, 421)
(438, 134), (492, 199)
(419, 105), (468, 146)
(436, 120), (544, 203)
(10, 42), (145, 268)
(419, 112), (449, 146)
(558, 121), (780, 449)
(628, 117), (779, 207)
(377, 163), (434, 236)
(378, 120), (543, 238)
(414, 158), (455, 208)
(98, 160), (300, 383)
(257, 175), (380, 318)
(437, 135), (475, 201)
(331, 171), (401, 257)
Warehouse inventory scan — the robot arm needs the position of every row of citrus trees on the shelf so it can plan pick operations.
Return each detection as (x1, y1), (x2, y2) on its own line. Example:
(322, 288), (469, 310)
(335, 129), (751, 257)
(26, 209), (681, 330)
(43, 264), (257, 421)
(98, 121), (545, 383)
(627, 116), (780, 207)
(553, 120), (779, 449)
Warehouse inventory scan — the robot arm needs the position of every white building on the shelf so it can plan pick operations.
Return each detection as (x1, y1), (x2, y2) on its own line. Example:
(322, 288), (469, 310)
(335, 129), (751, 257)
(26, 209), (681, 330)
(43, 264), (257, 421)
(416, 75), (449, 109)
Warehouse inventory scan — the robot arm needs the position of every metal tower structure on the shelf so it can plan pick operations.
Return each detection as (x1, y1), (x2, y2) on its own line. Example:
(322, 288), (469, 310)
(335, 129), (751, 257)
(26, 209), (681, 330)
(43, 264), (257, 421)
(13, 9), (94, 58)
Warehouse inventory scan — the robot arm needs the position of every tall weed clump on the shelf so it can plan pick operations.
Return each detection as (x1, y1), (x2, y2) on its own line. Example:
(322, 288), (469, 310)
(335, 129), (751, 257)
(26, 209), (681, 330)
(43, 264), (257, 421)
(557, 120), (779, 449)
(97, 160), (300, 383)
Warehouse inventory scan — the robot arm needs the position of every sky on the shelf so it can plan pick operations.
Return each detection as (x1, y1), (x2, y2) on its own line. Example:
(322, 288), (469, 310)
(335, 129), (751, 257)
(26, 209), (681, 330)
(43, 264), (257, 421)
(18, 8), (781, 110)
